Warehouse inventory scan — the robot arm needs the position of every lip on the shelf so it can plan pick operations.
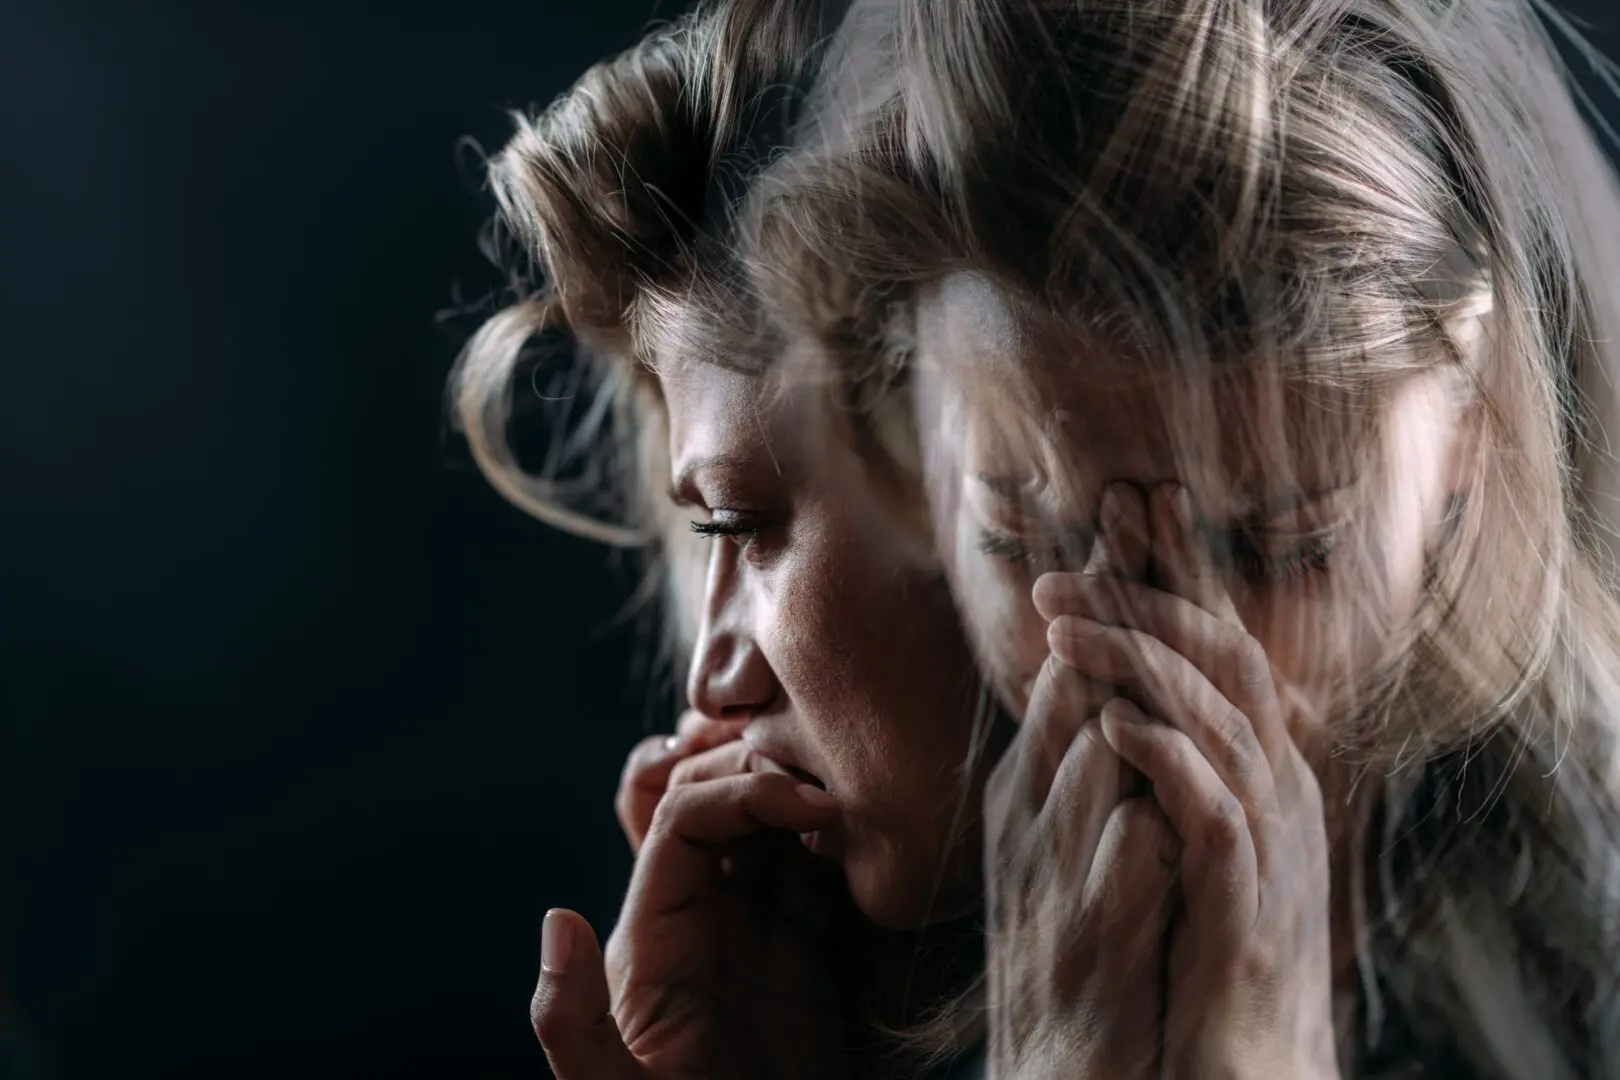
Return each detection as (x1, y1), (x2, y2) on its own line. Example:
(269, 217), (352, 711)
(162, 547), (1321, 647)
(741, 723), (829, 792)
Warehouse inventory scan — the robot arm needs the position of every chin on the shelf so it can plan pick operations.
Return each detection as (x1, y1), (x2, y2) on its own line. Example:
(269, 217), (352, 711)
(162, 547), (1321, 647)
(840, 843), (970, 930)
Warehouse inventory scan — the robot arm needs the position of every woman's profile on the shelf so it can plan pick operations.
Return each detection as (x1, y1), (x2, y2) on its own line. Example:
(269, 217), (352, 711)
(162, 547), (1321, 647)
(452, 2), (1002, 1077)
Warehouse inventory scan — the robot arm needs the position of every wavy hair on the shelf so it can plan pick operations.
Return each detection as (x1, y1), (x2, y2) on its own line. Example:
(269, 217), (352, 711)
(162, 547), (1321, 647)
(740, 0), (1620, 1075)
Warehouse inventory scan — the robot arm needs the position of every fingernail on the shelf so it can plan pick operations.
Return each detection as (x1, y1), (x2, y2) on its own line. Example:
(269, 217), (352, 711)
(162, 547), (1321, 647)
(1099, 485), (1124, 532)
(797, 784), (838, 810)
(541, 910), (573, 974)
(1102, 697), (1148, 724)
(1169, 483), (1194, 521)
(1051, 615), (1106, 640)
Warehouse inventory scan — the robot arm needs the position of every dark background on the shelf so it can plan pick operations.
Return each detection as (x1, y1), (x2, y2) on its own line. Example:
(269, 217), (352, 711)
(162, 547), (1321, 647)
(0, 2), (1616, 1078)
(1, 2), (692, 1077)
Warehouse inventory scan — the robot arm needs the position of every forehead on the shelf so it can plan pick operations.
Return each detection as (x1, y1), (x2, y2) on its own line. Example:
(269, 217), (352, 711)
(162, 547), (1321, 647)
(660, 360), (764, 449)
(915, 275), (1373, 503)
(654, 322), (837, 486)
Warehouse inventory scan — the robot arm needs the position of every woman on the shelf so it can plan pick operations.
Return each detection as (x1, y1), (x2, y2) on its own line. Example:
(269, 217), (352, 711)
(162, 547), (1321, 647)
(451, 3), (1003, 1076)
(747, 0), (1620, 1074)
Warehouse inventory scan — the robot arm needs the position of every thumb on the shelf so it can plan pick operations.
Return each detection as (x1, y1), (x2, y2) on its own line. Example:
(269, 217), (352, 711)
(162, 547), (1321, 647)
(531, 909), (642, 1080)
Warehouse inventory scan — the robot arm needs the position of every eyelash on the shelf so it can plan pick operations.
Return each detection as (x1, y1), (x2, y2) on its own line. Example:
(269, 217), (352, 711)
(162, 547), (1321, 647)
(1222, 531), (1337, 583)
(974, 531), (1073, 572)
(976, 527), (1338, 583)
(690, 515), (762, 550)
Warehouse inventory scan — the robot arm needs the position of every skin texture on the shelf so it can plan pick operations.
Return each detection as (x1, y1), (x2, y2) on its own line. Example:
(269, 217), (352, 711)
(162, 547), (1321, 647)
(980, 484), (1178, 1079)
(911, 273), (1466, 1078)
(913, 275), (1462, 760)
(659, 342), (994, 929)
(532, 322), (1004, 1080)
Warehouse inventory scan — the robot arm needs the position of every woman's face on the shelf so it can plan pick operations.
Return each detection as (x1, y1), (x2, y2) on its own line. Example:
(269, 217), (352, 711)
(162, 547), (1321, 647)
(911, 274), (1465, 745)
(658, 329), (992, 929)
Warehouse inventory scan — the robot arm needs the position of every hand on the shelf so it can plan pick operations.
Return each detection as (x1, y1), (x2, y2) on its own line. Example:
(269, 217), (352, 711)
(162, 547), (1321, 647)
(615, 710), (748, 852)
(982, 484), (1179, 1080)
(534, 765), (850, 1080)
(1038, 482), (1340, 1080)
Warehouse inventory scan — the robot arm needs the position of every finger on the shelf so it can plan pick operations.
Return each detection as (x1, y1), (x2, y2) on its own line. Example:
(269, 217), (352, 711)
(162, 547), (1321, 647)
(1084, 482), (1151, 581)
(665, 742), (815, 902)
(616, 736), (682, 855)
(677, 710), (747, 741)
(1007, 654), (1103, 816)
(1015, 487), (1147, 808)
(1098, 701), (1259, 937)
(1047, 616), (1278, 829)
(1085, 796), (1180, 983)
(1035, 575), (1292, 776)
(615, 717), (748, 853)
(668, 739), (793, 788)
(532, 909), (642, 1080)
(1029, 484), (1145, 799)
(1042, 716), (1128, 890)
(1150, 483), (1239, 622)
(1030, 484), (1149, 624)
(628, 773), (839, 916)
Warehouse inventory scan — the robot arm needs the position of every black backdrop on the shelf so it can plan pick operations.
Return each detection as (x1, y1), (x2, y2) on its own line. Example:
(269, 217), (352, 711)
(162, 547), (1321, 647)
(1, 3), (691, 1077)
(0, 2), (1615, 1078)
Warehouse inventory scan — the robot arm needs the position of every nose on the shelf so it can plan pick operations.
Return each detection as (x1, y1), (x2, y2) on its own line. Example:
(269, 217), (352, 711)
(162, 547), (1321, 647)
(685, 547), (778, 720)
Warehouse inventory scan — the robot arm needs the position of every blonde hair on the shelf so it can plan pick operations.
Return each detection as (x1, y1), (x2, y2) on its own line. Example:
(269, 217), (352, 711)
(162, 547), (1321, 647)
(449, 0), (944, 662)
(739, 0), (1620, 1075)
(453, 0), (1620, 1072)
(448, 1), (858, 670)
(448, 7), (990, 1073)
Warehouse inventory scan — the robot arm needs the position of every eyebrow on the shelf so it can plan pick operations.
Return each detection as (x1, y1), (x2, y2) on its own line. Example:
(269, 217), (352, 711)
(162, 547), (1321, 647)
(667, 453), (780, 507)
(1241, 482), (1356, 520)
(971, 474), (1354, 520)
(974, 473), (1040, 507)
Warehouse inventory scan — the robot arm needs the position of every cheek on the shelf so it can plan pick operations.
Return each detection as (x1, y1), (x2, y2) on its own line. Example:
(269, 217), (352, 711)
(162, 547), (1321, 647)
(1240, 509), (1437, 723)
(770, 513), (980, 761)
(946, 553), (1046, 718)
(918, 427), (1046, 719)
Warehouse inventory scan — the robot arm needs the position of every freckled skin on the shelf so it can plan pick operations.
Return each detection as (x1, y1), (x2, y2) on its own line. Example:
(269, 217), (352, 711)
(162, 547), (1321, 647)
(663, 351), (1001, 929)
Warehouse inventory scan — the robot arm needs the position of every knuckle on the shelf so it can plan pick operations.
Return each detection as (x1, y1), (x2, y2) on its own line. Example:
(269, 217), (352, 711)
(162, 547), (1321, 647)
(1215, 707), (1262, 775)
(667, 754), (701, 788)
(1222, 627), (1268, 682)
(1203, 792), (1248, 851)
(648, 782), (699, 832)
(529, 984), (564, 1043)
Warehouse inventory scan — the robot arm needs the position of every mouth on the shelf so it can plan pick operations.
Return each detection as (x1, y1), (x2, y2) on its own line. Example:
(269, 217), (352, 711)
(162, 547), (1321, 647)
(779, 763), (826, 790)
(742, 725), (828, 792)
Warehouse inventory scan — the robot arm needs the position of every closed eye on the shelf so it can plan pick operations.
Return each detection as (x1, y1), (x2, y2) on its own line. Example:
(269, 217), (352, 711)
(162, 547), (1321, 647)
(691, 515), (762, 549)
(1213, 524), (1339, 584)
(975, 527), (1091, 572)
